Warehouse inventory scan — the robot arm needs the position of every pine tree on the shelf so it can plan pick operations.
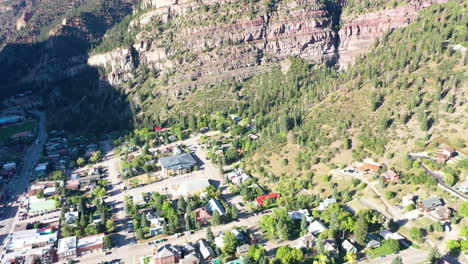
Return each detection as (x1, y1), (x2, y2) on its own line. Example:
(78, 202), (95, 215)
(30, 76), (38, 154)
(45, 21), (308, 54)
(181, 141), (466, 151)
(207, 227), (214, 243)
(231, 205), (239, 220)
(427, 247), (441, 264)
(354, 214), (368, 246)
(212, 211), (222, 225)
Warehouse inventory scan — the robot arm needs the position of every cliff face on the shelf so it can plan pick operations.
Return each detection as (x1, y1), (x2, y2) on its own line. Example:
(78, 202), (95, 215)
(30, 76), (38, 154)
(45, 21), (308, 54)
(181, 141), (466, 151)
(89, 0), (449, 95)
(338, 0), (448, 66)
(89, 0), (337, 92)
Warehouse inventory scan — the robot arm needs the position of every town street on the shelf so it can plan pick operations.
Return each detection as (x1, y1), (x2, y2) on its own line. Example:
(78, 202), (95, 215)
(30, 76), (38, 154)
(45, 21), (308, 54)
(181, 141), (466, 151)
(0, 111), (47, 258)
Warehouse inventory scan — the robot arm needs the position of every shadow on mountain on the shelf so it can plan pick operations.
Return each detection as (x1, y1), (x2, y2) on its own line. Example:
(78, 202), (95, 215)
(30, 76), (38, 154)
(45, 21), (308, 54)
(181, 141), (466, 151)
(0, 35), (133, 134)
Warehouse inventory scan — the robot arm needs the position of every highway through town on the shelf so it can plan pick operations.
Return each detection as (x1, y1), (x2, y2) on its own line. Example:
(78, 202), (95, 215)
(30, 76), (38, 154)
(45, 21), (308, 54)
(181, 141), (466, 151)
(0, 111), (47, 259)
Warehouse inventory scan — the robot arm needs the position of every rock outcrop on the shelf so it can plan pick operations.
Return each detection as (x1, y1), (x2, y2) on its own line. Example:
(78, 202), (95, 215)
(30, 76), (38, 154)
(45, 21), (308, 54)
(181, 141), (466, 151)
(89, 0), (450, 94)
(338, 0), (448, 66)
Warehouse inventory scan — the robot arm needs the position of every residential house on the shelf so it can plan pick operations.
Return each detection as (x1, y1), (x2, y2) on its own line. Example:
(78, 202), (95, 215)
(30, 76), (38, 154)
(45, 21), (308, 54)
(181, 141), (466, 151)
(342, 240), (357, 253)
(206, 199), (226, 216)
(66, 179), (80, 191)
(65, 211), (79, 225)
(43, 187), (57, 197)
(133, 194), (147, 206)
(197, 239), (216, 262)
(236, 244), (250, 257)
(435, 144), (456, 163)
(295, 233), (316, 249)
(379, 229), (405, 240)
(366, 234), (382, 248)
(179, 253), (199, 264)
(288, 209), (311, 221)
(34, 163), (48, 177)
(318, 198), (337, 211)
(401, 194), (416, 207)
(153, 244), (182, 264)
(194, 207), (212, 225)
(382, 170), (400, 183)
(214, 232), (225, 249)
(323, 239), (339, 258)
(2, 162), (16, 171)
(356, 159), (381, 173)
(456, 178), (468, 194)
(430, 206), (451, 221)
(227, 168), (250, 185)
(307, 220), (328, 235)
(159, 153), (197, 176)
(418, 197), (443, 212)
(231, 229), (245, 241)
(147, 212), (165, 227)
(255, 193), (279, 207)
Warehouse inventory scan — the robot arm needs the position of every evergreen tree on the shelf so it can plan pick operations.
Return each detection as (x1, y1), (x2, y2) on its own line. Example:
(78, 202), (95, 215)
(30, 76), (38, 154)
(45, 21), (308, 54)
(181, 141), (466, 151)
(212, 211), (222, 225)
(231, 205), (239, 220)
(207, 227), (214, 243)
(427, 247), (441, 264)
(354, 214), (368, 246)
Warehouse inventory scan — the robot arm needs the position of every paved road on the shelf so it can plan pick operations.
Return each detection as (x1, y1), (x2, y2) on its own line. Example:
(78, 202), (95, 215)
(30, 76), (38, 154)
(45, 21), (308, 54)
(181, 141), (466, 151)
(408, 154), (467, 200)
(0, 111), (47, 258)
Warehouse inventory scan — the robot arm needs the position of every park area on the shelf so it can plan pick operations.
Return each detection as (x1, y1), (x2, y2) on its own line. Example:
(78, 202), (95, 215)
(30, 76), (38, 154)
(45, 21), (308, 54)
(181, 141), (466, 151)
(0, 121), (35, 141)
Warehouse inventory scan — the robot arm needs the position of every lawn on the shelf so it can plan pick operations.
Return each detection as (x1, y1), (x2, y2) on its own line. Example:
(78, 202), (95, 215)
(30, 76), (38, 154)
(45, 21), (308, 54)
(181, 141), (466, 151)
(365, 245), (395, 259)
(0, 121), (36, 141)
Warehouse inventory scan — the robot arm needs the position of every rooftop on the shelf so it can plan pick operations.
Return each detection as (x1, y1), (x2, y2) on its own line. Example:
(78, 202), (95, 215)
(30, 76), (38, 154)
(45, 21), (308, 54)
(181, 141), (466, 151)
(57, 236), (77, 254)
(77, 233), (104, 249)
(159, 153), (197, 170)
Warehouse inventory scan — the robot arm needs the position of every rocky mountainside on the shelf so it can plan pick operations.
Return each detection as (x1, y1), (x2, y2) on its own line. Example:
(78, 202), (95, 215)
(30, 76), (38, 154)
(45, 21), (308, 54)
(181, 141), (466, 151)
(89, 0), (448, 94)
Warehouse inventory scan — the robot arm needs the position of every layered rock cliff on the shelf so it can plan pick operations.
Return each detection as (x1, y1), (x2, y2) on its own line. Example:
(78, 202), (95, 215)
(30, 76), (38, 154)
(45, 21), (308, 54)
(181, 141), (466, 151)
(338, 0), (448, 65)
(89, 0), (449, 96)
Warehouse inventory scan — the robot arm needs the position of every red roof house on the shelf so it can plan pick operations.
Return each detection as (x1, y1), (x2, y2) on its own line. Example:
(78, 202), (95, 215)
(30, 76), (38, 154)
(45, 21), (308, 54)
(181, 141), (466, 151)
(194, 207), (212, 225)
(255, 193), (280, 207)
(382, 170), (400, 183)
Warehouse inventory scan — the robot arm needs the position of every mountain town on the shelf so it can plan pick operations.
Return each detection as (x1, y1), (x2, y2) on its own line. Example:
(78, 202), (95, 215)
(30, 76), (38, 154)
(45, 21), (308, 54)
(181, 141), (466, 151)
(0, 0), (466, 264)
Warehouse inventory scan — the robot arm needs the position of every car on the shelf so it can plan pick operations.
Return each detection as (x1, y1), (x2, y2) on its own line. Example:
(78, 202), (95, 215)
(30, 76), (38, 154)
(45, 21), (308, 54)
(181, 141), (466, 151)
(148, 241), (154, 245)
(105, 251), (112, 255)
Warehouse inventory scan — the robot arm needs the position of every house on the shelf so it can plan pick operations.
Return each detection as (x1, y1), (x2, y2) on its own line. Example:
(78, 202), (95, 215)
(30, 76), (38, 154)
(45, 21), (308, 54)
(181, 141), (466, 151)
(77, 233), (104, 255)
(57, 236), (77, 261)
(380, 229), (405, 240)
(401, 194), (416, 207)
(236, 244), (250, 256)
(65, 211), (79, 224)
(43, 187), (57, 196)
(295, 233), (316, 249)
(206, 199), (226, 216)
(146, 212), (165, 227)
(2, 162), (16, 171)
(133, 194), (147, 206)
(430, 206), (451, 221)
(307, 220), (328, 235)
(318, 198), (337, 211)
(248, 134), (259, 140)
(231, 229), (245, 241)
(435, 144), (456, 163)
(159, 153), (197, 176)
(418, 197), (443, 212)
(194, 207), (212, 224)
(342, 239), (357, 253)
(456, 179), (468, 194)
(366, 234), (382, 248)
(179, 253), (199, 264)
(150, 227), (164, 236)
(255, 193), (279, 207)
(323, 239), (339, 258)
(34, 163), (48, 177)
(197, 239), (216, 261)
(66, 179), (80, 191)
(153, 244), (182, 264)
(382, 170), (400, 183)
(28, 184), (45, 196)
(356, 159), (381, 173)
(227, 168), (250, 185)
(288, 209), (311, 221)
(214, 232), (225, 249)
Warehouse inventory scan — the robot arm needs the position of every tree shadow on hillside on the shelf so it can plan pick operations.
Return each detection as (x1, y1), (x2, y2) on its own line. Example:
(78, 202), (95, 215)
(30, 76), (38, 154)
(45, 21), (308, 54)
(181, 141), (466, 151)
(0, 34), (134, 134)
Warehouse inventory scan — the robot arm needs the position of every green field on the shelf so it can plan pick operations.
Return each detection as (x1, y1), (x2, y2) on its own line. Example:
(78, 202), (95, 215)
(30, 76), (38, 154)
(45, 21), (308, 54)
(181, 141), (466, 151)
(0, 121), (36, 141)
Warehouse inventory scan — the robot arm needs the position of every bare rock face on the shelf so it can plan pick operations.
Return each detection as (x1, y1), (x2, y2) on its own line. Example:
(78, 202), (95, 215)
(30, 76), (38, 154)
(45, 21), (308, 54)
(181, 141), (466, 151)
(338, 0), (448, 66)
(90, 0), (449, 95)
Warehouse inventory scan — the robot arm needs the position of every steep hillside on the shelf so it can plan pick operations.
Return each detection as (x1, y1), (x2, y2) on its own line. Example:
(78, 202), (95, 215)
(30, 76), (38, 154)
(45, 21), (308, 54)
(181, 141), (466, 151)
(88, 0), (449, 116)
